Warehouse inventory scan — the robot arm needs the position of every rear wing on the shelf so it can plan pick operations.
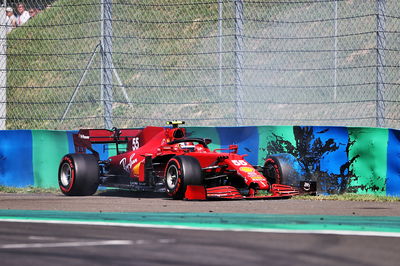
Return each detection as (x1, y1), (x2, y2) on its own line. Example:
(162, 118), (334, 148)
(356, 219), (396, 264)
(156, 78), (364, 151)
(73, 128), (142, 156)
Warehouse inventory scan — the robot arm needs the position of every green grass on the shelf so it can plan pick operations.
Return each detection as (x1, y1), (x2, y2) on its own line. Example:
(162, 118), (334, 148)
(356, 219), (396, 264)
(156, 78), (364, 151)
(293, 193), (400, 202)
(6, 0), (400, 129)
(7, 0), (228, 129)
(0, 185), (59, 194)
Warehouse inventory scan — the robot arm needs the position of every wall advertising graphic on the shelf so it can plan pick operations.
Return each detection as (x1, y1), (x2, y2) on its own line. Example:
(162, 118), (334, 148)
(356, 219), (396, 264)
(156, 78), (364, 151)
(0, 126), (399, 196)
(260, 126), (356, 194)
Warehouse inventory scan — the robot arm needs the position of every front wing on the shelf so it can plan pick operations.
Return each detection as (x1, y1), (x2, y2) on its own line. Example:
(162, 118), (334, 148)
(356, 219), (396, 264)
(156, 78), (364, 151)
(184, 184), (300, 200)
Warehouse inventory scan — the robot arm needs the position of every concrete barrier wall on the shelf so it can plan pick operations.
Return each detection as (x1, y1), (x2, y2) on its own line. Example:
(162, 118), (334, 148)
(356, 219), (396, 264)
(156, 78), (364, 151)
(1, 126), (399, 196)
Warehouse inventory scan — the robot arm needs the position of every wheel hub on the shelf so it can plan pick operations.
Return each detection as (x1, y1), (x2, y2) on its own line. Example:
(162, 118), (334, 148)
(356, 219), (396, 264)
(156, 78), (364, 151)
(60, 162), (72, 187)
(166, 165), (179, 189)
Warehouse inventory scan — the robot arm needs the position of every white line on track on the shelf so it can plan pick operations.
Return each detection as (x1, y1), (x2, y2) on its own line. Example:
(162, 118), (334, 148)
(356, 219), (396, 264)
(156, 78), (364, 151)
(1, 218), (400, 238)
(0, 240), (133, 249)
(29, 236), (58, 241)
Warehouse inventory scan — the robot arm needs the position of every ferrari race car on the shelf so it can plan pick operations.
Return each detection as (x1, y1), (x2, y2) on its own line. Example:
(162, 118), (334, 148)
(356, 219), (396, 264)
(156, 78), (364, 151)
(58, 121), (316, 200)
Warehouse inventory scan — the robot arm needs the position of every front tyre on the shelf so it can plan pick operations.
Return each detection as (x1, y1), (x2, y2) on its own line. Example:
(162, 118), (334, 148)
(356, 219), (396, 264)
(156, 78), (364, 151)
(165, 155), (202, 200)
(58, 153), (99, 196)
(263, 153), (303, 187)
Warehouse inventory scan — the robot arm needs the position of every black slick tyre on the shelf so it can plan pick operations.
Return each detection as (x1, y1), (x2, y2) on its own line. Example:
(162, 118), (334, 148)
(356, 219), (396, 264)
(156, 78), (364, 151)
(165, 155), (202, 200)
(263, 153), (303, 187)
(58, 153), (99, 196)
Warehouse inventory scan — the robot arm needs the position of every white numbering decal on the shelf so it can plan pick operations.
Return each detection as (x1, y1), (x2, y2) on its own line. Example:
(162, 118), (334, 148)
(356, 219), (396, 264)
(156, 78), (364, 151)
(232, 160), (247, 166)
(132, 137), (140, 150)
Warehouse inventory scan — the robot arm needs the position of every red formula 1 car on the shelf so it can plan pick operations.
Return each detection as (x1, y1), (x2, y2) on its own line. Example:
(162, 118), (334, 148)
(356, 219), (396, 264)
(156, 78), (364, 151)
(58, 121), (315, 200)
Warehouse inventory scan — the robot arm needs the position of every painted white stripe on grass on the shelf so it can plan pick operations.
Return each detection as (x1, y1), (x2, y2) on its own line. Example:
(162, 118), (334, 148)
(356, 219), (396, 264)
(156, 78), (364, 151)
(2, 218), (400, 238)
(1, 240), (133, 249)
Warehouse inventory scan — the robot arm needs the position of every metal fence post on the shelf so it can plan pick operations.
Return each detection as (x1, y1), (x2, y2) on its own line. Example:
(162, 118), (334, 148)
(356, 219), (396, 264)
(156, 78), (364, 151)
(101, 0), (113, 129)
(218, 0), (223, 97)
(333, 0), (338, 102)
(0, 5), (7, 130)
(234, 0), (244, 126)
(376, 0), (386, 128)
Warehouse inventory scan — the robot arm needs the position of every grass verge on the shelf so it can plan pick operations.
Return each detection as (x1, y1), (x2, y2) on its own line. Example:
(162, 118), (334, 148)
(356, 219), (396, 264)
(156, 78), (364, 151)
(294, 193), (400, 202)
(0, 186), (59, 194)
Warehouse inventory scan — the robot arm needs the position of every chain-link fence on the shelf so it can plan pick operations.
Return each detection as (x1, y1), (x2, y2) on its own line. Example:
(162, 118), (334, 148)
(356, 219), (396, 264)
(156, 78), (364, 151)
(1, 0), (399, 130)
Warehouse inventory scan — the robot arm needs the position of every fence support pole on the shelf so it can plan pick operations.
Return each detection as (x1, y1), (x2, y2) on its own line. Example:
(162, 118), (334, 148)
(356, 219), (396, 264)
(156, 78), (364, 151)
(234, 0), (244, 126)
(101, 0), (113, 129)
(61, 44), (100, 123)
(218, 0), (223, 97)
(0, 6), (7, 130)
(333, 0), (338, 102)
(376, 0), (386, 128)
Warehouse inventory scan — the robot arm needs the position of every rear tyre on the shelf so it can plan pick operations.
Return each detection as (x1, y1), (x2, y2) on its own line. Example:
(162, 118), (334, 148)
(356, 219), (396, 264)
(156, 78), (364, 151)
(58, 153), (99, 196)
(263, 153), (303, 187)
(165, 155), (202, 200)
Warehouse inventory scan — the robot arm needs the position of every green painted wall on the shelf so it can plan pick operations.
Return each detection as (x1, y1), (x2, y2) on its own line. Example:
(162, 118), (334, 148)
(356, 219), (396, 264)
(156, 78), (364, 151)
(258, 126), (296, 166)
(32, 130), (69, 188)
(348, 127), (388, 195)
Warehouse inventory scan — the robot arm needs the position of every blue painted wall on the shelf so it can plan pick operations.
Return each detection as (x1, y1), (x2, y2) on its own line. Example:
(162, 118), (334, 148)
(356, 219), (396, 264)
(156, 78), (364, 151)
(0, 130), (34, 187)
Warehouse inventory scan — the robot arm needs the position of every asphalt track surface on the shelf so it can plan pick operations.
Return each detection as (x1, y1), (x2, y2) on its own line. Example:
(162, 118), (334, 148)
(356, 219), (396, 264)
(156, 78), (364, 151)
(1, 191), (400, 266)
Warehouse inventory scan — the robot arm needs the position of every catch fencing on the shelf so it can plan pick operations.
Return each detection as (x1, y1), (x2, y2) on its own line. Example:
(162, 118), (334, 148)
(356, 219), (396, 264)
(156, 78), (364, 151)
(0, 0), (399, 130)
